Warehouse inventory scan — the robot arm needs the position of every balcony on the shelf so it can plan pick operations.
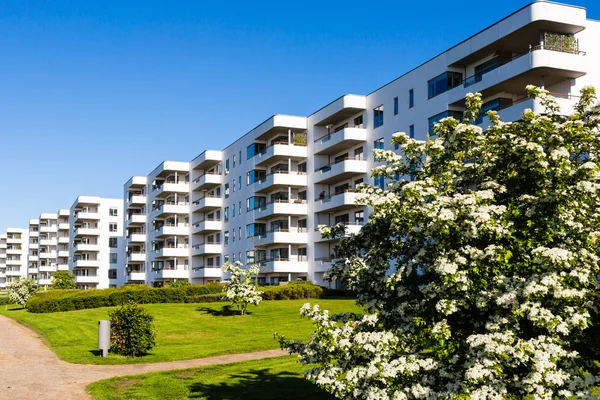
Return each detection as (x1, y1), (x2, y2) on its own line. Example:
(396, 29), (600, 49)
(313, 258), (336, 273)
(314, 158), (367, 184)
(154, 224), (189, 238)
(6, 269), (22, 276)
(191, 266), (222, 279)
(39, 225), (58, 233)
(253, 143), (307, 167)
(6, 237), (22, 244)
(73, 211), (100, 222)
(154, 246), (189, 258)
(314, 126), (367, 155)
(260, 258), (309, 274)
(313, 222), (363, 242)
(192, 150), (222, 170)
(127, 252), (146, 262)
(58, 236), (70, 244)
(153, 182), (189, 198)
(311, 94), (367, 126)
(39, 239), (55, 246)
(39, 265), (56, 272)
(38, 278), (53, 286)
(152, 203), (189, 218)
(152, 268), (189, 280)
(29, 231), (39, 238)
(448, 47), (586, 106)
(58, 222), (70, 231)
(74, 227), (100, 237)
(192, 219), (222, 234)
(75, 275), (100, 284)
(192, 172), (222, 191)
(57, 264), (69, 271)
(254, 172), (307, 193)
(74, 243), (99, 253)
(74, 259), (100, 268)
(28, 267), (39, 274)
(127, 214), (147, 225)
(253, 200), (308, 220)
(314, 191), (364, 213)
(128, 195), (146, 205)
(192, 196), (222, 212)
(6, 248), (21, 255)
(127, 233), (147, 243)
(57, 250), (69, 257)
(29, 255), (39, 262)
(39, 252), (57, 259)
(252, 229), (308, 247)
(127, 271), (146, 282)
(191, 243), (222, 256)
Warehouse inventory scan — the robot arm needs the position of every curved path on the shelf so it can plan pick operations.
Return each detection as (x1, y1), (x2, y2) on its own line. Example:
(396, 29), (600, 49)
(0, 315), (287, 399)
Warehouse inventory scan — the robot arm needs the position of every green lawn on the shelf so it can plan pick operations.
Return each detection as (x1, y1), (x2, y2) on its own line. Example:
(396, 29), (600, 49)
(0, 299), (359, 365)
(87, 355), (332, 400)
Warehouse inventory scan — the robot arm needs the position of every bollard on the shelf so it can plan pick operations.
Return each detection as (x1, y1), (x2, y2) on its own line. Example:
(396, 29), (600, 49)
(98, 320), (111, 357)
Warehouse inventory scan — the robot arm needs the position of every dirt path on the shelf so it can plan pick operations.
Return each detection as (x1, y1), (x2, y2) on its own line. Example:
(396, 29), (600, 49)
(0, 314), (288, 399)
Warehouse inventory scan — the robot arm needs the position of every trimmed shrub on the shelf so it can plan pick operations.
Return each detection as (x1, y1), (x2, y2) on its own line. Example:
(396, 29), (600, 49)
(185, 293), (225, 303)
(109, 302), (156, 357)
(26, 283), (224, 313)
(0, 297), (12, 306)
(260, 282), (323, 300)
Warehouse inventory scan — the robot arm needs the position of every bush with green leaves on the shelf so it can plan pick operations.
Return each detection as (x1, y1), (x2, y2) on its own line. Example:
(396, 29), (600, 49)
(280, 86), (600, 399)
(260, 282), (323, 300)
(109, 302), (156, 357)
(8, 277), (37, 306)
(50, 270), (76, 290)
(165, 280), (191, 288)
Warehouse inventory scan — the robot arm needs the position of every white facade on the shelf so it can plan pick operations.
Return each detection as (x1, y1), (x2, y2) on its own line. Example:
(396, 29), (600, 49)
(3, 228), (29, 286)
(68, 196), (124, 289)
(2, 1), (598, 288)
(0, 234), (7, 289)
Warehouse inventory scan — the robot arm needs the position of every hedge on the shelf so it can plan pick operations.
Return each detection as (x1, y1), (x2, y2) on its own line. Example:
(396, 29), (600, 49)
(260, 282), (324, 300)
(0, 297), (12, 306)
(26, 283), (223, 313)
(185, 293), (225, 303)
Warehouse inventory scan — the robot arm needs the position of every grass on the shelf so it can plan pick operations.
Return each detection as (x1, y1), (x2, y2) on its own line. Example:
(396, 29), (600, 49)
(86, 355), (333, 400)
(0, 299), (359, 365)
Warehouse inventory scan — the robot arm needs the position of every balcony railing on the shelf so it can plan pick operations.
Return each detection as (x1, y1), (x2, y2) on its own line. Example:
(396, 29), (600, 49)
(314, 124), (365, 143)
(314, 156), (366, 173)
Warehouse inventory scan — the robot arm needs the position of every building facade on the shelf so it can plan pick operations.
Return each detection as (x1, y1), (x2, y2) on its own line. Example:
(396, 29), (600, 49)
(2, 1), (598, 289)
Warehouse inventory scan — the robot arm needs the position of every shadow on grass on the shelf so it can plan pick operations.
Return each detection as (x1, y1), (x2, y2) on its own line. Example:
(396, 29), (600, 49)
(88, 349), (155, 358)
(188, 368), (334, 400)
(6, 306), (26, 311)
(196, 305), (252, 316)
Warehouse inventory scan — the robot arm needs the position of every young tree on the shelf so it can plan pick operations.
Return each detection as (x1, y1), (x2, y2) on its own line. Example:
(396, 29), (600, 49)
(280, 87), (600, 399)
(222, 261), (262, 316)
(109, 302), (156, 357)
(50, 270), (76, 290)
(8, 277), (37, 306)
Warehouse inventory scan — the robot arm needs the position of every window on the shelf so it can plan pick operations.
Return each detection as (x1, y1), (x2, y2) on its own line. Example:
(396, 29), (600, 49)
(224, 231), (229, 246)
(109, 238), (118, 248)
(409, 124), (415, 138)
(225, 159), (230, 175)
(109, 208), (118, 217)
(374, 138), (384, 150)
(428, 110), (464, 134)
(409, 89), (414, 108)
(335, 214), (349, 225)
(239, 151), (242, 164)
(355, 211), (365, 224)
(109, 253), (118, 264)
(232, 228), (236, 242)
(393, 97), (398, 115)
(224, 207), (229, 222)
(239, 227), (242, 241)
(247, 143), (266, 159)
(374, 105), (384, 128)
(475, 98), (513, 124)
(239, 201), (242, 215)
(232, 204), (236, 217)
(239, 176), (242, 190)
(108, 269), (117, 279)
(374, 176), (385, 189)
(246, 250), (255, 264)
(109, 223), (118, 233)
(224, 254), (229, 263)
(428, 72), (463, 99)
(233, 154), (236, 168)
(225, 183), (230, 198)
(354, 115), (363, 127)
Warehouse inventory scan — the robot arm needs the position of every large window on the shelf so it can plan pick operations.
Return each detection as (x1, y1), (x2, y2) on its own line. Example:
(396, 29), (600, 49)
(247, 143), (266, 159)
(465, 56), (511, 87)
(374, 105), (384, 128)
(109, 253), (118, 264)
(374, 138), (384, 150)
(109, 238), (118, 248)
(246, 196), (266, 211)
(428, 110), (464, 134)
(475, 98), (513, 124)
(428, 72), (463, 99)
(108, 269), (117, 279)
(247, 169), (266, 185)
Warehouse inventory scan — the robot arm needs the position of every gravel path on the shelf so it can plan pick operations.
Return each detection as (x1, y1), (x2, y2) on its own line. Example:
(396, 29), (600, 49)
(0, 314), (288, 399)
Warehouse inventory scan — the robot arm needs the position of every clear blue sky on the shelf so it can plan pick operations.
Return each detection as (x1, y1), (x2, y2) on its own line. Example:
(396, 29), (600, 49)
(0, 0), (597, 232)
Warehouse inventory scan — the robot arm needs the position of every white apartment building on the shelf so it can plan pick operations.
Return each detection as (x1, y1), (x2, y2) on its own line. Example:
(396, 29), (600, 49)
(115, 1), (596, 287)
(0, 235), (7, 289)
(2, 1), (597, 288)
(68, 196), (124, 289)
(3, 228), (29, 286)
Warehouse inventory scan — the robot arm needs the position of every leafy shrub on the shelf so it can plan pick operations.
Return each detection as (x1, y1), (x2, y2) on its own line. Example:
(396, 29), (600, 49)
(109, 302), (156, 357)
(185, 293), (225, 303)
(26, 283), (224, 313)
(261, 282), (323, 300)
(8, 277), (37, 306)
(0, 296), (12, 306)
(50, 270), (76, 290)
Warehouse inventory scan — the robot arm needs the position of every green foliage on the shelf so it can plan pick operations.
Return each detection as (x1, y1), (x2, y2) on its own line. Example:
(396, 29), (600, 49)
(293, 132), (307, 145)
(260, 282), (323, 300)
(165, 280), (191, 288)
(184, 293), (225, 303)
(8, 277), (37, 306)
(545, 31), (578, 52)
(26, 283), (224, 313)
(0, 296), (12, 306)
(50, 270), (76, 290)
(109, 302), (156, 357)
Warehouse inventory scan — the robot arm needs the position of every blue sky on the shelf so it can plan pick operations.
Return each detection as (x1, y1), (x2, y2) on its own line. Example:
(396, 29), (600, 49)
(0, 0), (597, 232)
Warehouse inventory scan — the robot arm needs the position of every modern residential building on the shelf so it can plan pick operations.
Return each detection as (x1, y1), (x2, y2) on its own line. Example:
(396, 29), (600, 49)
(4, 229), (29, 286)
(68, 196), (124, 289)
(0, 235), (7, 290)
(2, 1), (597, 288)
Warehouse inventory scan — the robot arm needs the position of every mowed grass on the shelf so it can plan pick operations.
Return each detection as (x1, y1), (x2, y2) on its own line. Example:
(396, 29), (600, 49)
(87, 355), (332, 400)
(0, 299), (359, 365)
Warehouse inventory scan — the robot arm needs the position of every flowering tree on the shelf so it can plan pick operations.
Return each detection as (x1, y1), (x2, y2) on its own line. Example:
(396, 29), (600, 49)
(222, 261), (262, 316)
(8, 277), (37, 306)
(280, 86), (600, 399)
